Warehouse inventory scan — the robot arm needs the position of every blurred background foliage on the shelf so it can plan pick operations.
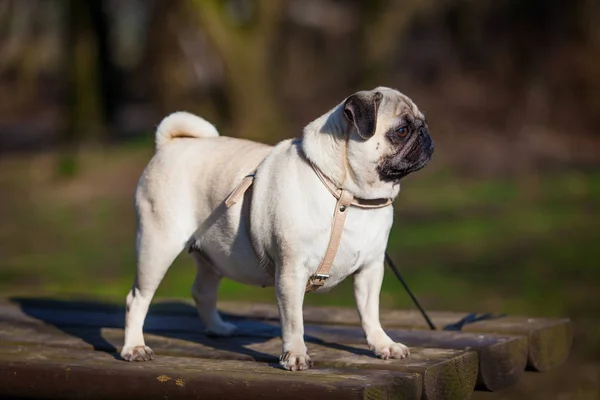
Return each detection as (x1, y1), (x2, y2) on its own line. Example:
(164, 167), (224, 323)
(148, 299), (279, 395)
(0, 1), (598, 398)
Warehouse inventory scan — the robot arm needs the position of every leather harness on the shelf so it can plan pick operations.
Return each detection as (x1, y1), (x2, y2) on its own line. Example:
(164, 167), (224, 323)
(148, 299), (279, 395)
(224, 162), (393, 293)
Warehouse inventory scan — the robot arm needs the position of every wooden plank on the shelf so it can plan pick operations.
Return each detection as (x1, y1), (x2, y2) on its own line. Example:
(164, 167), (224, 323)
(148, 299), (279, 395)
(4, 294), (572, 373)
(213, 301), (572, 372)
(44, 296), (562, 373)
(303, 324), (527, 392)
(0, 344), (419, 400)
(0, 321), (476, 400)
(0, 301), (524, 391)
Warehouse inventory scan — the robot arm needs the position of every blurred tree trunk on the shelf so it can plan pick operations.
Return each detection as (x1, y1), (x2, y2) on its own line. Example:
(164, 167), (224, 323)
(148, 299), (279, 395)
(189, 0), (286, 141)
(146, 0), (181, 115)
(2, 1), (38, 111)
(61, 0), (116, 176)
(60, 0), (101, 176)
(361, 0), (434, 86)
(89, 0), (121, 140)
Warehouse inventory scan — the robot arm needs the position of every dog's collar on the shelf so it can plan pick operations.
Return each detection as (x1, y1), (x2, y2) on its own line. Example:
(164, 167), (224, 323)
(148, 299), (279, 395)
(309, 162), (393, 209)
(224, 161), (392, 293)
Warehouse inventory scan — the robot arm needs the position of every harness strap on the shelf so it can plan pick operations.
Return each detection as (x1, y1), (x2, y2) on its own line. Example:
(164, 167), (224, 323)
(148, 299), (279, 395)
(225, 173), (255, 208)
(224, 163), (392, 293)
(306, 189), (354, 291)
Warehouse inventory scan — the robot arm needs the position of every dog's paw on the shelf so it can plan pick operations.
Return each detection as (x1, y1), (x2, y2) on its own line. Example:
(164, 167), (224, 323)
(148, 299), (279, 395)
(121, 345), (155, 362)
(279, 351), (313, 371)
(205, 321), (238, 337)
(372, 341), (410, 360)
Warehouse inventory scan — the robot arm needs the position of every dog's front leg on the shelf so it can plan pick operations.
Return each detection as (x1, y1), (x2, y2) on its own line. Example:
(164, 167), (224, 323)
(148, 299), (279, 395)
(276, 266), (313, 371)
(354, 260), (410, 359)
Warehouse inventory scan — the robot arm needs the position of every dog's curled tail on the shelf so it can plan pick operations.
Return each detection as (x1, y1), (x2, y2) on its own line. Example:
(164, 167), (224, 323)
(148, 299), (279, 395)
(155, 111), (219, 150)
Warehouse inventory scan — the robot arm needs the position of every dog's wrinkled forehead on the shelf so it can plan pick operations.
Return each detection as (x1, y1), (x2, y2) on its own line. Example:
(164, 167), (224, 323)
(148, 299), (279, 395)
(343, 87), (422, 140)
(375, 87), (421, 119)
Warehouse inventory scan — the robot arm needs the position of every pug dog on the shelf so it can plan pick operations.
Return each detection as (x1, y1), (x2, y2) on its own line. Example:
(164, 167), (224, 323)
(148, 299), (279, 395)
(121, 87), (434, 371)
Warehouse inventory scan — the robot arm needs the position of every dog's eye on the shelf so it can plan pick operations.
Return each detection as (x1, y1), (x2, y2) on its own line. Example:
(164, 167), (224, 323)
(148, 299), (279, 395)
(397, 127), (408, 137)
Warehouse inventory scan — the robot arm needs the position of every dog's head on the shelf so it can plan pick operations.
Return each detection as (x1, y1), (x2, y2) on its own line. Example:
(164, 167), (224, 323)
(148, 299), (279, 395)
(343, 87), (434, 183)
(303, 87), (433, 199)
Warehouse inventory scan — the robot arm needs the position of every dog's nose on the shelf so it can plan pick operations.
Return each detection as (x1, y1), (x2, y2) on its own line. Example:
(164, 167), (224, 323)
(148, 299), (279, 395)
(419, 128), (434, 153)
(427, 135), (434, 153)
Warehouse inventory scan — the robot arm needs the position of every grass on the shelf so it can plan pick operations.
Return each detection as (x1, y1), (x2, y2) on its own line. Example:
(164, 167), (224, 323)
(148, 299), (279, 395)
(0, 146), (599, 364)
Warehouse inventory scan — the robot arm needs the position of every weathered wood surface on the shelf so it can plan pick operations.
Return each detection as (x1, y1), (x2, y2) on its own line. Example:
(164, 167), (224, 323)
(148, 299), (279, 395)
(35, 298), (563, 373)
(0, 298), (573, 399)
(50, 297), (564, 373)
(303, 325), (527, 391)
(0, 344), (420, 400)
(0, 306), (477, 400)
(0, 300), (526, 391)
(213, 301), (572, 372)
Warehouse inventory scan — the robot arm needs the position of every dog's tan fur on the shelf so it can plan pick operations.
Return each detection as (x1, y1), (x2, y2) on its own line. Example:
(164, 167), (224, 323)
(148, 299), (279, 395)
(121, 87), (434, 370)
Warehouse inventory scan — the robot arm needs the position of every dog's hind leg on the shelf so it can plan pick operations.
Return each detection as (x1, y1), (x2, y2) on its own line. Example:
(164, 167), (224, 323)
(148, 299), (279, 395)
(121, 225), (187, 361)
(190, 252), (238, 336)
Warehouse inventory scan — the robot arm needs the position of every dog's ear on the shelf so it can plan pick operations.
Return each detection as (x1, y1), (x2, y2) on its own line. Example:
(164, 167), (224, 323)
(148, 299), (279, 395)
(343, 91), (383, 140)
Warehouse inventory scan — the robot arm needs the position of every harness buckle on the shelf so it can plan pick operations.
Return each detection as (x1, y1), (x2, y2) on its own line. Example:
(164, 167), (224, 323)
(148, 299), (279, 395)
(312, 273), (329, 282)
(306, 274), (329, 291)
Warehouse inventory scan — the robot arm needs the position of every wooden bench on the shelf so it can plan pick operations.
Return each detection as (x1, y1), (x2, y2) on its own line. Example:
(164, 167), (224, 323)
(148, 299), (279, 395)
(0, 298), (572, 400)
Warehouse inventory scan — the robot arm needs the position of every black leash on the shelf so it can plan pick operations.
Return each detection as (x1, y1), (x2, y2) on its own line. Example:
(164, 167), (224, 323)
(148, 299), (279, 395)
(384, 252), (505, 331)
(384, 252), (437, 330)
(443, 312), (506, 331)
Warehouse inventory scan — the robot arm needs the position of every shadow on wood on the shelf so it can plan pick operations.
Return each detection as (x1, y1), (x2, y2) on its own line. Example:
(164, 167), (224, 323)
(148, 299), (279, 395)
(9, 297), (395, 365)
(10, 297), (279, 364)
(4, 297), (480, 400)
